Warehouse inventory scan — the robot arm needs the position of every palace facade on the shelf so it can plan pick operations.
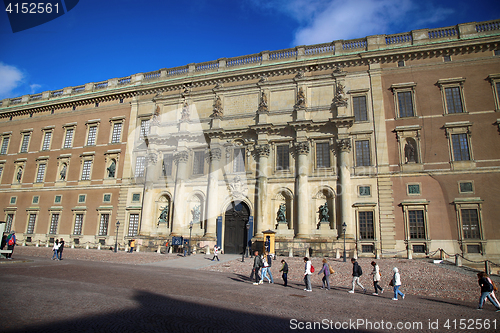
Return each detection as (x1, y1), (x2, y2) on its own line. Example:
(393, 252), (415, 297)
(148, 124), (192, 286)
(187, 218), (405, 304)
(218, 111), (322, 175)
(1, 20), (500, 260)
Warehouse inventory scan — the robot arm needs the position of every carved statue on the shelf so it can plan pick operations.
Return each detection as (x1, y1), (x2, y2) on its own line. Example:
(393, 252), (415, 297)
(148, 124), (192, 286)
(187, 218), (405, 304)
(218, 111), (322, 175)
(181, 101), (190, 122)
(211, 95), (223, 118)
(60, 164), (67, 181)
(16, 167), (22, 183)
(334, 82), (348, 107)
(296, 87), (306, 108)
(191, 205), (201, 224)
(319, 203), (329, 223)
(277, 203), (287, 223)
(258, 91), (268, 112)
(404, 141), (416, 163)
(158, 205), (169, 224)
(107, 160), (116, 178)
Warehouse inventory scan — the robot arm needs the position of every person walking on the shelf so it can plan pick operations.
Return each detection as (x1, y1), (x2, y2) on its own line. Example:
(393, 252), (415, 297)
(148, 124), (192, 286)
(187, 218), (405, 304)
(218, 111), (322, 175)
(370, 261), (384, 295)
(212, 245), (220, 261)
(57, 238), (65, 260)
(280, 259), (289, 287)
(252, 251), (263, 285)
(477, 272), (500, 311)
(391, 267), (406, 301)
(51, 239), (60, 260)
(486, 274), (500, 306)
(129, 239), (136, 253)
(6, 231), (16, 259)
(349, 258), (366, 293)
(303, 257), (312, 292)
(260, 254), (271, 283)
(318, 258), (331, 290)
(265, 252), (274, 283)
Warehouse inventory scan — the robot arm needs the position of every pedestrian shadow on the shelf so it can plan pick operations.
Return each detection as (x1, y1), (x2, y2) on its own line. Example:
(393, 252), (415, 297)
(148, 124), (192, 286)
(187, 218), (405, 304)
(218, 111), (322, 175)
(419, 296), (470, 308)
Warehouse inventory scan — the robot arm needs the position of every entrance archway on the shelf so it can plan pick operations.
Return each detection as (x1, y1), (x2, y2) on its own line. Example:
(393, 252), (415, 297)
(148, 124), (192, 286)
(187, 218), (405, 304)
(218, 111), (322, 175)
(224, 201), (250, 254)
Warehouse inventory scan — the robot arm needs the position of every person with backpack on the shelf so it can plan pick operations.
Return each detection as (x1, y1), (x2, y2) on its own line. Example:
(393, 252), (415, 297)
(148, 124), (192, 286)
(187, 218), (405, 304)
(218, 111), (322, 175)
(349, 258), (366, 294)
(252, 250), (263, 285)
(51, 239), (60, 260)
(279, 259), (289, 287)
(6, 231), (16, 259)
(370, 261), (384, 295)
(477, 272), (500, 311)
(57, 238), (65, 260)
(318, 258), (331, 290)
(265, 251), (274, 283)
(260, 254), (272, 284)
(303, 257), (312, 292)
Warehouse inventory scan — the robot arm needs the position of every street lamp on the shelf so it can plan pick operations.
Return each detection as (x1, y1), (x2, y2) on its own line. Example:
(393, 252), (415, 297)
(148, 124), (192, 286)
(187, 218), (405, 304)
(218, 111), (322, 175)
(114, 221), (120, 253)
(188, 221), (193, 256)
(242, 219), (249, 263)
(342, 222), (347, 262)
(245, 221), (250, 258)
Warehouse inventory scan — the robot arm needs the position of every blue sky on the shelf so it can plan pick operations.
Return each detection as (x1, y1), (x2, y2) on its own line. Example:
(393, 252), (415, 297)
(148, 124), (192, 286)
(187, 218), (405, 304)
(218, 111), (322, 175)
(0, 0), (499, 99)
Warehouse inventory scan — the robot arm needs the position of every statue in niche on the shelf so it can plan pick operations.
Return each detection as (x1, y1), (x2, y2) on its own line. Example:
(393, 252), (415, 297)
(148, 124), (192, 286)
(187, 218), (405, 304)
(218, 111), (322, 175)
(16, 167), (22, 183)
(404, 141), (416, 163)
(318, 203), (329, 223)
(258, 91), (268, 112)
(60, 164), (67, 181)
(296, 87), (306, 108)
(333, 82), (348, 107)
(191, 205), (201, 224)
(277, 203), (287, 224)
(180, 101), (190, 122)
(107, 160), (116, 178)
(211, 95), (223, 118)
(158, 205), (169, 224)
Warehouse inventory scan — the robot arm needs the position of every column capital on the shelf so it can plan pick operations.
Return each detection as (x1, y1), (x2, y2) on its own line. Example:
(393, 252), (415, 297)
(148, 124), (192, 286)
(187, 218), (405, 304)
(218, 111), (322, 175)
(255, 144), (270, 157)
(173, 150), (189, 164)
(295, 141), (310, 155)
(207, 148), (222, 161)
(337, 138), (352, 153)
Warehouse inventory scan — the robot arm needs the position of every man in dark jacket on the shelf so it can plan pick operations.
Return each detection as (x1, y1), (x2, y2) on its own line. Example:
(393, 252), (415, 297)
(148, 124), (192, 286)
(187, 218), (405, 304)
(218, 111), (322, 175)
(57, 238), (65, 260)
(280, 259), (289, 287)
(349, 258), (366, 294)
(477, 272), (500, 310)
(252, 251), (262, 285)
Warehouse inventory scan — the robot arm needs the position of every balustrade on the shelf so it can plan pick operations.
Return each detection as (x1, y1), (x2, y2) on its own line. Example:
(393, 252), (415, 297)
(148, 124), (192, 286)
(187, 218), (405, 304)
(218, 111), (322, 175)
(385, 33), (412, 45)
(269, 49), (297, 60)
(342, 39), (367, 50)
(144, 71), (161, 80)
(94, 82), (108, 90)
(30, 94), (42, 101)
(304, 43), (334, 55)
(226, 55), (262, 67)
(428, 27), (457, 39)
(118, 77), (131, 85)
(476, 20), (500, 32)
(73, 86), (85, 93)
(167, 66), (188, 77)
(195, 61), (219, 72)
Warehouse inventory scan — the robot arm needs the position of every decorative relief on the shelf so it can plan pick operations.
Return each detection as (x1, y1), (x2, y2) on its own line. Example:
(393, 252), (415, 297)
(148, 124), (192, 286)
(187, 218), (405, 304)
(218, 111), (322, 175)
(333, 82), (348, 107)
(158, 204), (169, 225)
(258, 91), (268, 113)
(173, 151), (189, 164)
(333, 63), (345, 75)
(180, 101), (190, 122)
(147, 152), (158, 165)
(276, 203), (287, 224)
(258, 75), (268, 83)
(152, 105), (160, 125)
(254, 144), (270, 157)
(228, 175), (248, 199)
(336, 138), (352, 152)
(295, 87), (306, 110)
(318, 203), (329, 222)
(295, 70), (304, 79)
(208, 148), (222, 161)
(211, 95), (223, 118)
(295, 141), (310, 155)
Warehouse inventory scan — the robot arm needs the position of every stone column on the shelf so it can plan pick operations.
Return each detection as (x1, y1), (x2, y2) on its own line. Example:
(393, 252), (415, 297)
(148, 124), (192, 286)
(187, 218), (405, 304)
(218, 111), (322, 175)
(337, 138), (354, 238)
(255, 144), (270, 234)
(295, 142), (310, 238)
(171, 150), (189, 236)
(140, 151), (159, 236)
(205, 147), (221, 238)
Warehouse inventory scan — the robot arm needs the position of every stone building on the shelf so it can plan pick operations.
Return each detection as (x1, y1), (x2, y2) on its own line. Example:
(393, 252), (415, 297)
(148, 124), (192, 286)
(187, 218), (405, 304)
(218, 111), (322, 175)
(1, 20), (499, 260)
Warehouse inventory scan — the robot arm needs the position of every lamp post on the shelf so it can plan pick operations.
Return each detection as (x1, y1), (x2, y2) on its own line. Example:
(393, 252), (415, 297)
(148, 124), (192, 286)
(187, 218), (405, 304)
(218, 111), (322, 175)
(188, 221), (193, 256)
(114, 221), (120, 253)
(342, 222), (347, 262)
(242, 219), (249, 262)
(245, 221), (250, 258)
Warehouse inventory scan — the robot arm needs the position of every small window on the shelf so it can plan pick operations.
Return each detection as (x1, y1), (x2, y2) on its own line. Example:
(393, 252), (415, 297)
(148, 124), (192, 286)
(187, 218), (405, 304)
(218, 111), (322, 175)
(20, 133), (30, 153)
(32, 196), (39, 204)
(74, 238), (80, 245)
(163, 154), (173, 176)
(359, 211), (374, 239)
(443, 55), (451, 62)
(78, 194), (86, 203)
(276, 145), (290, 171)
(0, 136), (10, 154)
(397, 60), (405, 67)
(412, 245), (426, 253)
(358, 186), (371, 196)
(361, 244), (374, 253)
(192, 151), (205, 175)
(316, 142), (330, 168)
(397, 91), (414, 118)
(459, 182), (474, 193)
(407, 184), (421, 195)
(353, 96), (368, 122)
(95, 102), (99, 107)
(135, 156), (146, 177)
(132, 193), (141, 202)
(495, 49), (500, 56)
(467, 244), (481, 253)
(119, 98), (124, 103)
(55, 195), (62, 203)
(103, 194), (111, 202)
(355, 140), (371, 167)
(128, 214), (140, 236)
(233, 148), (245, 173)
(10, 197), (16, 204)
(98, 214), (110, 236)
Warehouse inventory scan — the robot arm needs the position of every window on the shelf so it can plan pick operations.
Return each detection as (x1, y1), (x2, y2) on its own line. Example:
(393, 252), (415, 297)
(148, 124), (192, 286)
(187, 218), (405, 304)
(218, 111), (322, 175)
(74, 214), (83, 235)
(495, 49), (500, 56)
(20, 133), (30, 153)
(1, 136), (10, 154)
(63, 127), (74, 148)
(444, 87), (464, 113)
(98, 214), (109, 236)
(451, 133), (470, 161)
(352, 96), (368, 122)
(192, 151), (205, 175)
(49, 213), (59, 234)
(42, 130), (52, 150)
(103, 194), (111, 202)
(488, 74), (500, 111)
(10, 197), (16, 204)
(32, 196), (39, 204)
(233, 148), (245, 173)
(413, 244), (426, 253)
(132, 193), (141, 202)
(163, 154), (173, 176)
(86, 125), (97, 146)
(408, 210), (425, 239)
(358, 186), (371, 196)
(362, 244), (374, 253)
(27, 214), (36, 234)
(461, 209), (480, 239)
(55, 195), (62, 203)
(276, 145), (289, 171)
(0, 165), (3, 181)
(81, 160), (92, 180)
(459, 181), (474, 194)
(36, 163), (46, 183)
(5, 213), (14, 232)
(397, 60), (405, 67)
(316, 142), (330, 168)
(443, 55), (451, 62)
(358, 211), (374, 239)
(437, 78), (466, 114)
(407, 184), (421, 195)
(140, 119), (150, 139)
(135, 156), (146, 177)
(128, 214), (139, 236)
(355, 140), (370, 166)
(111, 122), (123, 143)
(78, 194), (86, 203)
(391, 83), (416, 118)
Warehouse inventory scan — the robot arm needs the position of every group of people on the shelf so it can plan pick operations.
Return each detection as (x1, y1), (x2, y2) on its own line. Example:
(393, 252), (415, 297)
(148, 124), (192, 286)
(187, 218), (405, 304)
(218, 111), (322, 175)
(252, 250), (276, 285)
(1, 231), (16, 259)
(51, 238), (65, 260)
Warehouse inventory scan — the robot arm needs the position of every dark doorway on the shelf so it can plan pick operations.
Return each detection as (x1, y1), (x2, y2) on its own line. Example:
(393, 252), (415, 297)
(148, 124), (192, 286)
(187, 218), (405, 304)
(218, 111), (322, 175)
(224, 201), (250, 254)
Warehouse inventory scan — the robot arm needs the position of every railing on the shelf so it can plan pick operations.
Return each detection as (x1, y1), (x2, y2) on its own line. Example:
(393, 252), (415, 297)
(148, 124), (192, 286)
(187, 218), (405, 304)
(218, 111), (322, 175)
(30, 94), (42, 101)
(227, 54), (262, 67)
(269, 48), (297, 61)
(73, 86), (85, 93)
(144, 70), (161, 80)
(10, 98), (22, 104)
(304, 43), (334, 55)
(167, 66), (188, 77)
(195, 61), (219, 72)
(94, 82), (108, 90)
(476, 20), (500, 32)
(342, 39), (367, 51)
(386, 33), (412, 45)
(118, 77), (131, 85)
(428, 27), (457, 39)
(52, 90), (63, 97)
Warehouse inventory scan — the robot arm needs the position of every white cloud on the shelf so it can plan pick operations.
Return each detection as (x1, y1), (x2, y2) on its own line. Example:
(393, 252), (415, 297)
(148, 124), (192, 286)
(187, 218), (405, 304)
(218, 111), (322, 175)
(0, 62), (24, 99)
(30, 84), (42, 94)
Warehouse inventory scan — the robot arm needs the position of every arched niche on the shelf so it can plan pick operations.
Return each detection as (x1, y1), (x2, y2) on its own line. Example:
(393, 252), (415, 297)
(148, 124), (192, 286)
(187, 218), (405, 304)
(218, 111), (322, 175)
(313, 186), (336, 230)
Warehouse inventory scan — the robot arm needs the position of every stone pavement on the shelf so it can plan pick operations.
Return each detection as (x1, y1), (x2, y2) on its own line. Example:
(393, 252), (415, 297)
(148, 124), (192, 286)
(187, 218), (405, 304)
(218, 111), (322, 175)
(1, 248), (500, 332)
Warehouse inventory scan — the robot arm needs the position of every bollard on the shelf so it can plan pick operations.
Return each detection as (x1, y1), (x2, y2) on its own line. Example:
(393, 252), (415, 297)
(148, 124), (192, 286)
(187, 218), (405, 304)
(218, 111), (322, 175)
(485, 261), (491, 275)
(86, 243), (89, 249)
(407, 248), (413, 260)
(289, 247), (293, 257)
(97, 243), (101, 250)
(206, 245), (210, 255)
(71, 243), (75, 249)
(335, 248), (340, 259)
(440, 249), (445, 260)
(157, 245), (161, 254)
(455, 254), (462, 267)
(136, 245), (140, 253)
(169, 246), (173, 254)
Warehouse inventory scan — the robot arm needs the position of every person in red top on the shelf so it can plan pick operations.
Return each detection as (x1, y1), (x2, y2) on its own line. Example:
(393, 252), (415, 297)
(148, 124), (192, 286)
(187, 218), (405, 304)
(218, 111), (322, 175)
(6, 231), (16, 259)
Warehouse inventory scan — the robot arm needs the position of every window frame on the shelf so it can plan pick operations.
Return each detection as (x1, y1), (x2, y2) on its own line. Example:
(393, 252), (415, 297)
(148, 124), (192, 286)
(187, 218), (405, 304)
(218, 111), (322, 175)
(315, 141), (331, 169)
(192, 150), (205, 176)
(35, 157), (49, 184)
(162, 153), (174, 177)
(80, 157), (93, 181)
(437, 78), (466, 115)
(98, 213), (110, 236)
(19, 130), (32, 153)
(0, 133), (11, 155)
(139, 118), (151, 139)
(232, 147), (246, 173)
(62, 123), (76, 149)
(401, 201), (430, 252)
(85, 120), (100, 146)
(391, 82), (417, 119)
(488, 74), (500, 112)
(352, 95), (368, 122)
(355, 139), (371, 167)
(48, 212), (60, 234)
(73, 212), (85, 235)
(454, 198), (484, 253)
(275, 143), (290, 172)
(41, 127), (54, 151)
(127, 213), (140, 237)
(109, 117), (125, 144)
(135, 155), (146, 178)
(444, 122), (474, 170)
